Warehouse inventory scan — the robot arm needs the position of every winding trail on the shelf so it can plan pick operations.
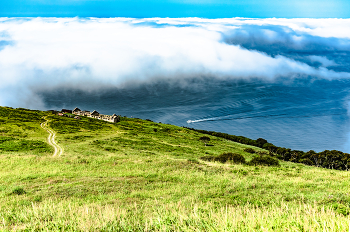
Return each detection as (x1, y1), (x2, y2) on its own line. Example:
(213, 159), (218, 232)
(41, 117), (63, 157)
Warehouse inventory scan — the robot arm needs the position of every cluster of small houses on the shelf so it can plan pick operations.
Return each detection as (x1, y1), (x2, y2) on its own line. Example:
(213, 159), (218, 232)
(56, 107), (120, 123)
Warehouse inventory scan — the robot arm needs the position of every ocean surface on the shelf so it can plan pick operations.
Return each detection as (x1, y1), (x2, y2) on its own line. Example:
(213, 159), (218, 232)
(40, 77), (350, 153)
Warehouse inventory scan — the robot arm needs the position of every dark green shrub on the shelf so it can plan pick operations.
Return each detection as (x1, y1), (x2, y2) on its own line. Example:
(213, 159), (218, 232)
(240, 170), (248, 175)
(263, 143), (278, 152)
(201, 152), (246, 164)
(219, 153), (246, 164)
(104, 147), (117, 152)
(199, 136), (210, 146)
(257, 151), (268, 156)
(249, 155), (280, 167)
(11, 186), (26, 195)
(215, 153), (231, 163)
(184, 125), (350, 171)
(256, 138), (268, 147)
(300, 158), (313, 166)
(244, 148), (256, 154)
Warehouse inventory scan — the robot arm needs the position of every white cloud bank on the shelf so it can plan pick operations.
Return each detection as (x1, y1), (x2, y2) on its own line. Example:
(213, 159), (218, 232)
(0, 17), (350, 108)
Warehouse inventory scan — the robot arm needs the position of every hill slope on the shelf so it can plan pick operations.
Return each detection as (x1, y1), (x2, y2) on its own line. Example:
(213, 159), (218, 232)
(0, 106), (350, 231)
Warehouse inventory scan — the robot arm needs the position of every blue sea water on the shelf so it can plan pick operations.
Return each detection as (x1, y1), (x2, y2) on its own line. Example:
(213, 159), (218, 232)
(41, 77), (350, 153)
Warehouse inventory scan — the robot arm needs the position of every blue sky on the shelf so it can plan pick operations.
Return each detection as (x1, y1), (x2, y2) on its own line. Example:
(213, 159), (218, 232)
(0, 0), (349, 18)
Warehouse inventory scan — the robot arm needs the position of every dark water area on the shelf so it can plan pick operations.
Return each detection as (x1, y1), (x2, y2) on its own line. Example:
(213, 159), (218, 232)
(40, 77), (350, 153)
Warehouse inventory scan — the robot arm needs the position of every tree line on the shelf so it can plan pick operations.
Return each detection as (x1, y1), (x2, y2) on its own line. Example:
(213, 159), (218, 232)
(184, 127), (350, 171)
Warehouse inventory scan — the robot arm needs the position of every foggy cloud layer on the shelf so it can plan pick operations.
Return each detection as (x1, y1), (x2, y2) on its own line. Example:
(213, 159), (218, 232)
(0, 17), (350, 109)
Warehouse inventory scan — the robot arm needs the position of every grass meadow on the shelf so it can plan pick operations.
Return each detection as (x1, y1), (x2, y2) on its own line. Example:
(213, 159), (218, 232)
(1, 106), (350, 231)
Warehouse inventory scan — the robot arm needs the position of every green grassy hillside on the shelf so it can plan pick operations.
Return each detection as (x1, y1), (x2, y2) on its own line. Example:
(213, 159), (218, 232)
(0, 106), (350, 231)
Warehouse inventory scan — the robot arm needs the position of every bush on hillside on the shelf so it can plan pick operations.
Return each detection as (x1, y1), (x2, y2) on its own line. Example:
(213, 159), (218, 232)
(217, 153), (246, 164)
(248, 155), (280, 167)
(199, 136), (210, 146)
(244, 148), (256, 154)
(184, 126), (350, 171)
(201, 152), (246, 164)
(257, 151), (269, 156)
(256, 138), (268, 147)
(300, 158), (313, 166)
(11, 186), (26, 195)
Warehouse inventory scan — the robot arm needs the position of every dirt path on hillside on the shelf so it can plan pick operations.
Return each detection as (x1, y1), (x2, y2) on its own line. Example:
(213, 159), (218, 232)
(41, 117), (63, 157)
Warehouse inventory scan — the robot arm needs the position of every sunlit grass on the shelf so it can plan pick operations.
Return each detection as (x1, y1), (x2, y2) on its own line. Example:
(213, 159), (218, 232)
(1, 200), (349, 231)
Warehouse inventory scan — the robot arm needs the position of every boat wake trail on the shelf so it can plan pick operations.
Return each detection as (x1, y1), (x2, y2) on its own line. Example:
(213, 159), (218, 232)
(187, 112), (346, 124)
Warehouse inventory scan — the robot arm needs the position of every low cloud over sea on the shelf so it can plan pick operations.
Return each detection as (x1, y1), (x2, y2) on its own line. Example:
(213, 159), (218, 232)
(1, 17), (350, 152)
